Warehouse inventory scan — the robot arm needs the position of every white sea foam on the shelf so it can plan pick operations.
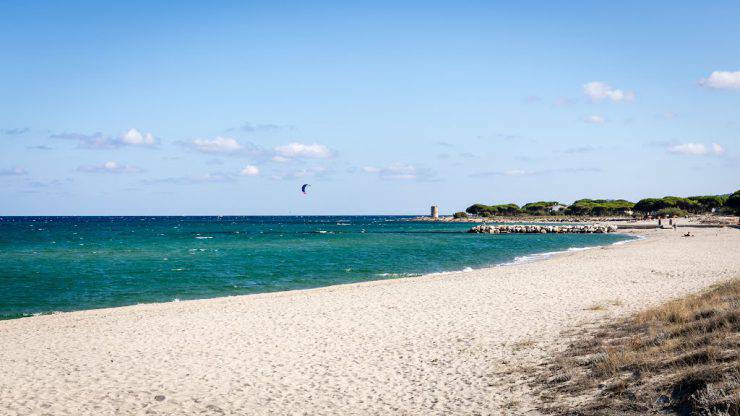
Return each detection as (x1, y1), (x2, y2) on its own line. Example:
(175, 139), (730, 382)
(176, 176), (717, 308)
(195, 236), (213, 239)
(498, 235), (642, 267)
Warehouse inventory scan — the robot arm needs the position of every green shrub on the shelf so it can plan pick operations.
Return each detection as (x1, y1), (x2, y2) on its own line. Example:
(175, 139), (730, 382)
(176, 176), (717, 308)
(465, 203), (521, 216)
(688, 195), (728, 211)
(726, 190), (740, 215)
(453, 211), (468, 219)
(565, 199), (634, 216)
(522, 201), (560, 215)
(634, 196), (701, 213)
(656, 207), (688, 217)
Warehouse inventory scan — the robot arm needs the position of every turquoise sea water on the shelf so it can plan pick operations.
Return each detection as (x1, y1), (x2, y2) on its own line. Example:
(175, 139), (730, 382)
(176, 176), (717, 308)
(0, 216), (634, 319)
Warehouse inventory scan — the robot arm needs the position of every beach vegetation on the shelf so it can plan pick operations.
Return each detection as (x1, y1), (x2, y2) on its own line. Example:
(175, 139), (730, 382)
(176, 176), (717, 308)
(565, 199), (635, 216)
(453, 211), (468, 219)
(688, 195), (729, 211)
(465, 191), (738, 218)
(634, 196), (702, 214)
(530, 279), (740, 415)
(465, 203), (522, 217)
(726, 190), (740, 215)
(655, 207), (689, 217)
(522, 201), (561, 215)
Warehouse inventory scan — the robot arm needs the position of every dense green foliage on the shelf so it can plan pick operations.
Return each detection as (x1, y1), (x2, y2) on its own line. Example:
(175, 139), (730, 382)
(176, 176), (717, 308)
(633, 196), (701, 213)
(465, 203), (521, 216)
(522, 201), (560, 215)
(464, 190), (738, 217)
(655, 207), (689, 217)
(565, 199), (635, 216)
(726, 190), (740, 214)
(453, 211), (468, 219)
(688, 195), (728, 211)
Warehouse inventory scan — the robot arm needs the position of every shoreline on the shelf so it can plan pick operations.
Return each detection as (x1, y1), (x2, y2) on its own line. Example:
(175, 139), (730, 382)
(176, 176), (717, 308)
(2, 226), (738, 415)
(2, 232), (639, 322)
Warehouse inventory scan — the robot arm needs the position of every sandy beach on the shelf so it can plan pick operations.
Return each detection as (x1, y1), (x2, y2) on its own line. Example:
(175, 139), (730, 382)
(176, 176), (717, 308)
(1, 226), (738, 415)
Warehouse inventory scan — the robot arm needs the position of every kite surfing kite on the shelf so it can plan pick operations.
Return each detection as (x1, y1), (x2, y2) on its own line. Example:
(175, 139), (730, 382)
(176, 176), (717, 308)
(301, 184), (310, 195)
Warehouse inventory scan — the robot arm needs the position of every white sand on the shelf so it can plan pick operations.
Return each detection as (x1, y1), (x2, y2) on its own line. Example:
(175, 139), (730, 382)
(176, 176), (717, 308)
(1, 227), (738, 415)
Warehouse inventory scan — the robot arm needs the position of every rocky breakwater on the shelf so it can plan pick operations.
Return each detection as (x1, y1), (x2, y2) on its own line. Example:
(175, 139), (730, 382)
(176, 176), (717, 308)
(468, 224), (618, 234)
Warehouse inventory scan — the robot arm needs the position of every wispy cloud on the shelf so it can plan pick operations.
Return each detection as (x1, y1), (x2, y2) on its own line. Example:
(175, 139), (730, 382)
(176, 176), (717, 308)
(699, 70), (740, 90)
(238, 122), (292, 133)
(142, 173), (235, 185)
(187, 137), (244, 154)
(274, 142), (333, 160)
(583, 81), (635, 102)
(26, 178), (74, 188)
(554, 97), (576, 107)
(26, 145), (53, 150)
(470, 167), (601, 177)
(563, 145), (599, 154)
(240, 165), (260, 176)
(180, 136), (265, 158)
(77, 161), (143, 174)
(361, 163), (436, 181)
(583, 115), (606, 124)
(1, 127), (29, 135)
(51, 128), (158, 149)
(477, 133), (524, 141)
(271, 155), (291, 163)
(0, 166), (28, 176)
(270, 166), (329, 180)
(667, 142), (725, 156)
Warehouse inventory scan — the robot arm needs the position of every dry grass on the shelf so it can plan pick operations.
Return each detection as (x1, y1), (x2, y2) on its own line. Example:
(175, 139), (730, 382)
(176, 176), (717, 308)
(512, 338), (537, 351)
(531, 279), (739, 415)
(585, 299), (623, 312)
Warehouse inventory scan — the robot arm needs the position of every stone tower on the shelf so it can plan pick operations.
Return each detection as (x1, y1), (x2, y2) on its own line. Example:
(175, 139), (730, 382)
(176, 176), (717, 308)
(430, 205), (439, 218)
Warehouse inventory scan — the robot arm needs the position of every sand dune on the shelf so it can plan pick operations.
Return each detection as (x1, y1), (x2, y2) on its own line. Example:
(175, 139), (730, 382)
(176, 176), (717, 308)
(1, 227), (738, 415)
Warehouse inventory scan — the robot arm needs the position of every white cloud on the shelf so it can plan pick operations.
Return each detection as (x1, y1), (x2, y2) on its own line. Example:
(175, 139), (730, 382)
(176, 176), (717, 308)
(501, 169), (528, 176)
(699, 71), (740, 90)
(667, 142), (725, 156)
(470, 167), (601, 177)
(583, 81), (635, 102)
(240, 165), (260, 176)
(274, 142), (333, 159)
(51, 128), (157, 149)
(190, 137), (243, 154)
(77, 161), (142, 173)
(143, 173), (234, 185)
(361, 163), (434, 180)
(712, 143), (725, 155)
(583, 115), (606, 124)
(0, 166), (27, 175)
(271, 155), (290, 163)
(119, 128), (156, 146)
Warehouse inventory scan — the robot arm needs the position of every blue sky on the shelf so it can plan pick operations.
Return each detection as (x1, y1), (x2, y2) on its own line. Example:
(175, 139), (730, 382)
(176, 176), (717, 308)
(1, 0), (738, 215)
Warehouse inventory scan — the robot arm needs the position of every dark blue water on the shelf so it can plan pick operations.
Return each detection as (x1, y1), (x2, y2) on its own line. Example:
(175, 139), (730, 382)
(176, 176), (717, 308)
(0, 216), (633, 319)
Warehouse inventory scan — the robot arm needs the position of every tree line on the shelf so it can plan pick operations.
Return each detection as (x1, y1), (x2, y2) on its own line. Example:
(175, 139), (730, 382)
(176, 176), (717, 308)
(461, 190), (740, 217)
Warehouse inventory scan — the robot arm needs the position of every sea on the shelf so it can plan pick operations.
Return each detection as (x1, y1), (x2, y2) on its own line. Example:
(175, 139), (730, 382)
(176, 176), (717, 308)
(0, 216), (635, 319)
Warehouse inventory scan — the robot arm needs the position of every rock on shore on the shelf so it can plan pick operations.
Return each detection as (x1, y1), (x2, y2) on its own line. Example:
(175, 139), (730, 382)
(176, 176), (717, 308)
(468, 224), (618, 234)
